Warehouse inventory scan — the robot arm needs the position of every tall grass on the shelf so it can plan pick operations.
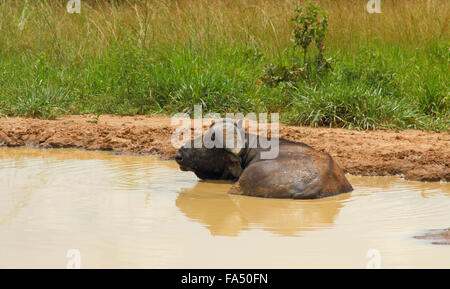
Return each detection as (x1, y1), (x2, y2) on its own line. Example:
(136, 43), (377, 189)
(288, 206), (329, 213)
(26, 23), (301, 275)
(0, 0), (448, 130)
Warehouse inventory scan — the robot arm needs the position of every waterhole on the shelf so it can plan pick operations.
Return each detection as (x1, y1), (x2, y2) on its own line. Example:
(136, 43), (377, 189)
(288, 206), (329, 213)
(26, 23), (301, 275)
(0, 147), (448, 268)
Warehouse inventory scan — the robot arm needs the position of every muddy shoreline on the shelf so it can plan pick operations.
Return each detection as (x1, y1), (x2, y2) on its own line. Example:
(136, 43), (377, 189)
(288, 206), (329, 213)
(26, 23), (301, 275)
(0, 115), (449, 182)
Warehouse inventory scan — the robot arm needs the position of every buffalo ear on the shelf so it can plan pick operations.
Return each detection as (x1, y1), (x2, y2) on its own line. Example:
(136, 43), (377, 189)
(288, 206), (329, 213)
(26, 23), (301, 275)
(227, 154), (243, 179)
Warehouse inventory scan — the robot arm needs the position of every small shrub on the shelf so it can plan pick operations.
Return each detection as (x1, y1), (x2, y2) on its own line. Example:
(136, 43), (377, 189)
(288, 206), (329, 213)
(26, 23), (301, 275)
(291, 0), (330, 70)
(261, 1), (331, 86)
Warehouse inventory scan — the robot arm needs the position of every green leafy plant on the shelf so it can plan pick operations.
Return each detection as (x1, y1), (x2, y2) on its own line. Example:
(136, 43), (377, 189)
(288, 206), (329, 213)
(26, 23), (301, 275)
(261, 1), (331, 86)
(291, 0), (330, 70)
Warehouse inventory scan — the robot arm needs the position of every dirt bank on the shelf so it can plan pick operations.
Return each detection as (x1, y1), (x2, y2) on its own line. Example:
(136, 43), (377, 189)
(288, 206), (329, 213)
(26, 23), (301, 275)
(0, 115), (448, 182)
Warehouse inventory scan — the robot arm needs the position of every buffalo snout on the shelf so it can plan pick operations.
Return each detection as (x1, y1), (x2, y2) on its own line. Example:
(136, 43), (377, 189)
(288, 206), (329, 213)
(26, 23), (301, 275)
(175, 146), (193, 171)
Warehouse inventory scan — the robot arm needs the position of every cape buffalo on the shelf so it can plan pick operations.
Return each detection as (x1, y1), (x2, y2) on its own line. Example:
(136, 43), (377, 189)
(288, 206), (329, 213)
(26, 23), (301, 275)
(175, 119), (353, 199)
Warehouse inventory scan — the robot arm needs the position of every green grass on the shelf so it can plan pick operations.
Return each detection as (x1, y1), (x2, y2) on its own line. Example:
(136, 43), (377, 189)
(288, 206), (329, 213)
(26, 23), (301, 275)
(0, 0), (448, 130)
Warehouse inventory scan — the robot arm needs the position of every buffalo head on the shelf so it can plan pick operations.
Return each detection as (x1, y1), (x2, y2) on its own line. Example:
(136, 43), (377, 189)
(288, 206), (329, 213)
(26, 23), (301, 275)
(175, 119), (245, 181)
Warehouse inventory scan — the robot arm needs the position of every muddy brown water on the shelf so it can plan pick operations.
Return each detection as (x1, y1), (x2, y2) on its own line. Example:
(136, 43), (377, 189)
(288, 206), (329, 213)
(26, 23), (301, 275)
(0, 147), (449, 268)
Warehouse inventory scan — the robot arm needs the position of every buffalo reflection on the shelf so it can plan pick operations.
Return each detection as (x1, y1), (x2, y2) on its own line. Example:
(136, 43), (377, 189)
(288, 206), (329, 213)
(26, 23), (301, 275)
(176, 181), (351, 237)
